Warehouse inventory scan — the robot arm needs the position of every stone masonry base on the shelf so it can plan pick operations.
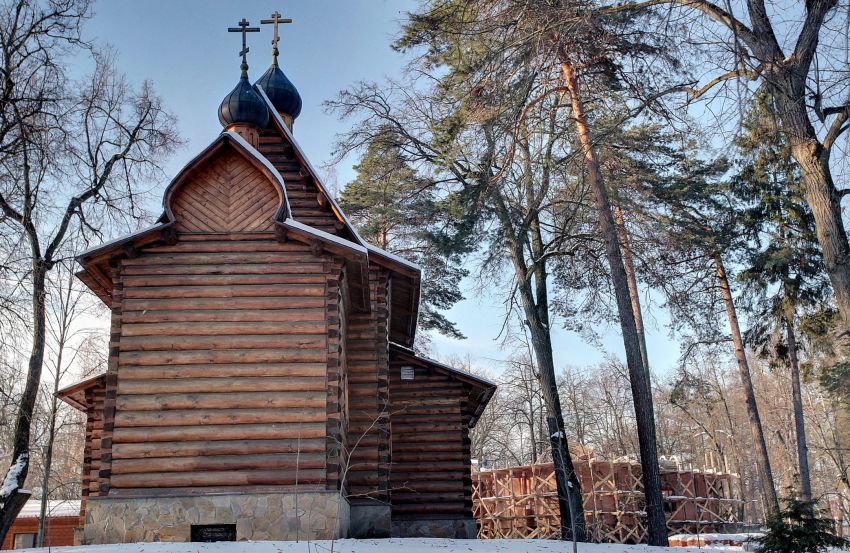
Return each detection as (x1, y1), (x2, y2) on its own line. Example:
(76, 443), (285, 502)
(83, 492), (350, 544)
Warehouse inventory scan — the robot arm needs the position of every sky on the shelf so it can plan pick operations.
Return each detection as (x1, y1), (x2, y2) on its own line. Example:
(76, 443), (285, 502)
(78, 0), (684, 379)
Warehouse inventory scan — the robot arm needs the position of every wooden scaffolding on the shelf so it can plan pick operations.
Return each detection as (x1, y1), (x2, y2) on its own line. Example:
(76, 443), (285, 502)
(472, 460), (742, 542)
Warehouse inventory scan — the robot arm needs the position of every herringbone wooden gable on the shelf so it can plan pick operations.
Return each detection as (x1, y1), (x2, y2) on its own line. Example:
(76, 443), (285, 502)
(170, 149), (281, 232)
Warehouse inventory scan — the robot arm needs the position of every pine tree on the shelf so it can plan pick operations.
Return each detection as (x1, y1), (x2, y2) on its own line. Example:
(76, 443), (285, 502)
(339, 130), (467, 341)
(756, 498), (849, 553)
(734, 96), (830, 503)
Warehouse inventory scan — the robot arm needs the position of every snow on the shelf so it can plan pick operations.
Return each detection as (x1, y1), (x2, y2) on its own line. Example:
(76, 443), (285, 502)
(0, 452), (27, 504)
(16, 498), (81, 518)
(281, 218), (368, 255)
(2, 538), (798, 553)
(365, 243), (422, 273)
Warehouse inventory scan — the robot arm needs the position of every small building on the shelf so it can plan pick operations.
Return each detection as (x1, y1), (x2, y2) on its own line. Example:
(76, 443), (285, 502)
(1, 500), (80, 550)
(57, 17), (494, 545)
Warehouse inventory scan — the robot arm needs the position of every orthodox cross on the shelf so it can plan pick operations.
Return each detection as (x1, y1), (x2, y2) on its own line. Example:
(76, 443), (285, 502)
(228, 18), (260, 75)
(261, 10), (293, 66)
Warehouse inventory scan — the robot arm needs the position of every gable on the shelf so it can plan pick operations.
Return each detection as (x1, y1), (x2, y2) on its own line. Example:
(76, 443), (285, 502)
(171, 149), (281, 233)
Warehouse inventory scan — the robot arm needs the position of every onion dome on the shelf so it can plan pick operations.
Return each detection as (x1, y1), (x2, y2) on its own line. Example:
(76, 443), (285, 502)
(255, 63), (302, 120)
(218, 62), (270, 129)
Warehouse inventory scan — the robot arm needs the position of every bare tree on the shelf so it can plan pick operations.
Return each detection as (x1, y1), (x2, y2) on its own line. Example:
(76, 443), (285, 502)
(0, 1), (180, 540)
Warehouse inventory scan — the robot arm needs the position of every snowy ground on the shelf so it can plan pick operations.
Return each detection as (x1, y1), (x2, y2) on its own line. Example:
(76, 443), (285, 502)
(17, 539), (773, 553)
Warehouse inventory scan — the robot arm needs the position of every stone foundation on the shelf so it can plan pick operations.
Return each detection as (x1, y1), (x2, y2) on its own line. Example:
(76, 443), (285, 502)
(84, 492), (349, 544)
(349, 504), (391, 538)
(391, 517), (477, 539)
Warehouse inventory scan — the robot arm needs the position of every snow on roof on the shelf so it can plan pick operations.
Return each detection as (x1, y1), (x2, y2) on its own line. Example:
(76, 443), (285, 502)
(17, 498), (80, 518)
(281, 218), (367, 255)
(365, 242), (422, 273)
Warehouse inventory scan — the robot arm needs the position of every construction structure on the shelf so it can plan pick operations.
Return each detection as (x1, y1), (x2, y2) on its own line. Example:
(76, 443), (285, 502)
(472, 459), (742, 543)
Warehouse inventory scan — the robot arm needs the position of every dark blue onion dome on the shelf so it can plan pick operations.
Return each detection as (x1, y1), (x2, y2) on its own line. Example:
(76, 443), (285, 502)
(218, 62), (270, 129)
(255, 63), (302, 120)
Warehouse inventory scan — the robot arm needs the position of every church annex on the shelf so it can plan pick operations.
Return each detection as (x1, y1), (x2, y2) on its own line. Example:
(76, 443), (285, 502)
(58, 15), (495, 544)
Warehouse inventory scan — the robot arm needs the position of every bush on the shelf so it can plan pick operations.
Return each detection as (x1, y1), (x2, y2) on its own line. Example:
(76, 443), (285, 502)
(756, 498), (849, 553)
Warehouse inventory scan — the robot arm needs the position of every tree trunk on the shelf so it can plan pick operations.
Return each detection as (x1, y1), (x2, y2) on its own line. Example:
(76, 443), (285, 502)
(558, 51), (667, 546)
(613, 203), (651, 389)
(713, 253), (779, 515)
(493, 194), (586, 541)
(37, 347), (65, 547)
(768, 80), (850, 334)
(0, 262), (48, 545)
(784, 304), (812, 502)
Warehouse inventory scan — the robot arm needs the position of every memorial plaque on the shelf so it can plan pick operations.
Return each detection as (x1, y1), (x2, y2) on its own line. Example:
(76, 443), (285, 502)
(190, 524), (237, 542)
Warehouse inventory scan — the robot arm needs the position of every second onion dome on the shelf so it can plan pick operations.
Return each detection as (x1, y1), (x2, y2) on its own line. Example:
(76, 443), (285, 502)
(255, 62), (302, 122)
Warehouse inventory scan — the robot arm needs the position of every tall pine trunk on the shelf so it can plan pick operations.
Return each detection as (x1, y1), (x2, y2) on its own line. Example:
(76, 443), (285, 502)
(613, 203), (651, 389)
(713, 253), (779, 515)
(784, 303), (812, 502)
(558, 51), (667, 546)
(0, 261), (47, 544)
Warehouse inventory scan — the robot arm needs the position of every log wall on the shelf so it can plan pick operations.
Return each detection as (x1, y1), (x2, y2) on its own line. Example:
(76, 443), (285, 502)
(81, 382), (105, 523)
(102, 235), (336, 494)
(389, 364), (473, 520)
(345, 266), (391, 503)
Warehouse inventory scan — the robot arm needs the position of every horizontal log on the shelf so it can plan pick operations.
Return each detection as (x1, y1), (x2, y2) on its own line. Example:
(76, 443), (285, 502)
(123, 296), (325, 312)
(122, 321), (326, 337)
(122, 252), (322, 266)
(116, 391), (326, 411)
(118, 362), (326, 380)
(390, 471), (467, 481)
(123, 283), (324, 299)
(123, 274), (327, 287)
(392, 423), (464, 434)
(112, 452), (325, 474)
(112, 422), (326, 443)
(110, 468), (325, 488)
(386, 481), (465, 493)
(391, 442), (463, 454)
(112, 438), (326, 459)
(119, 334), (325, 351)
(121, 262), (325, 276)
(392, 452), (465, 463)
(118, 376), (326, 394)
(144, 240), (308, 253)
(122, 308), (325, 324)
(118, 348), (326, 365)
(115, 407), (325, 427)
(391, 504), (467, 516)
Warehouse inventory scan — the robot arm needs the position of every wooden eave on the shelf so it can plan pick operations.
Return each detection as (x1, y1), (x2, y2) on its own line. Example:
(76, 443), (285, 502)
(56, 372), (105, 412)
(366, 246), (422, 349)
(389, 343), (496, 427)
(75, 223), (174, 303)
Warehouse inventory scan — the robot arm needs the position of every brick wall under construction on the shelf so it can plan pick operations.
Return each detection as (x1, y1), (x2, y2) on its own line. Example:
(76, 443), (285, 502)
(472, 460), (743, 543)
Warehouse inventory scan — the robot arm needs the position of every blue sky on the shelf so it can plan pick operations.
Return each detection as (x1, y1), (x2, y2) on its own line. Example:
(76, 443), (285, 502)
(81, 1), (684, 378)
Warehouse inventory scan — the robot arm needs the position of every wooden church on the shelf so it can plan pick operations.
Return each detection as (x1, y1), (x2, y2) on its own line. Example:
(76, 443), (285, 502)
(58, 16), (494, 544)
